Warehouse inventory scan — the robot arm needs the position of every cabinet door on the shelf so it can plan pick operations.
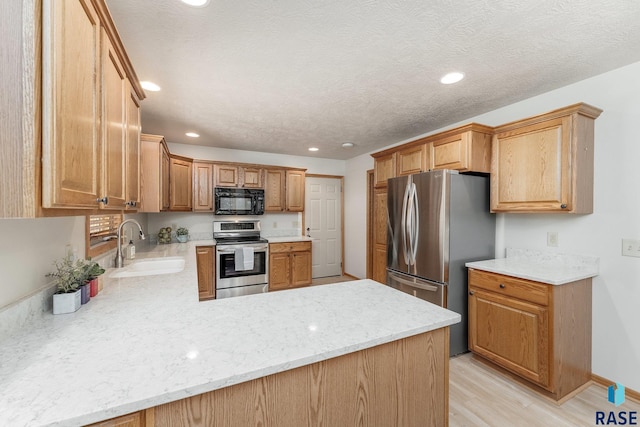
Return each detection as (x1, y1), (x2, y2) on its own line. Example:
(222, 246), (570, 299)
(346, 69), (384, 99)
(86, 411), (144, 427)
(42, 0), (102, 208)
(215, 165), (239, 187)
(161, 145), (171, 210)
(286, 170), (305, 212)
(372, 188), (388, 284)
(431, 132), (469, 171)
(269, 252), (291, 291)
(491, 117), (571, 212)
(125, 84), (141, 210)
(102, 31), (127, 209)
(373, 153), (395, 188)
(469, 288), (550, 388)
(193, 162), (213, 211)
(397, 144), (428, 176)
(291, 250), (312, 287)
(241, 167), (263, 188)
(169, 157), (192, 211)
(265, 169), (285, 211)
(196, 246), (215, 300)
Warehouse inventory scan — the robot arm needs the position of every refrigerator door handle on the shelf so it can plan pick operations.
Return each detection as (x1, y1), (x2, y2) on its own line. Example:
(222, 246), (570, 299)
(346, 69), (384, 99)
(409, 182), (419, 265)
(401, 179), (411, 265)
(388, 271), (440, 292)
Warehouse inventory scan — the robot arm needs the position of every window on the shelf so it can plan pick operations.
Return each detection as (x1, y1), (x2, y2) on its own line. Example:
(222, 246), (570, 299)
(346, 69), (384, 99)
(86, 214), (123, 258)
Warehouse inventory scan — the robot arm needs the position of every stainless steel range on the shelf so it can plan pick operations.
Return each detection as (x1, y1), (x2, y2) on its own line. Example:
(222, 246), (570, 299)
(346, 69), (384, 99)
(213, 220), (269, 299)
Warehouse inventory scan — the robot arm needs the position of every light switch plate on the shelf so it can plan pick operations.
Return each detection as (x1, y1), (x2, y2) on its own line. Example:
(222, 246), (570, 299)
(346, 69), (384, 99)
(622, 238), (640, 257)
(547, 232), (559, 247)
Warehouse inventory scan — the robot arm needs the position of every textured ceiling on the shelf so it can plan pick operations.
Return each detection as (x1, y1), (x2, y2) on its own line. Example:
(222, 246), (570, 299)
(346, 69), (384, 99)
(105, 0), (640, 160)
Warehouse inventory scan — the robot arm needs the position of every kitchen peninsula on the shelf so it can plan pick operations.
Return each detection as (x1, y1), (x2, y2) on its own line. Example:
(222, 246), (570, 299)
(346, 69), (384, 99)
(0, 242), (459, 427)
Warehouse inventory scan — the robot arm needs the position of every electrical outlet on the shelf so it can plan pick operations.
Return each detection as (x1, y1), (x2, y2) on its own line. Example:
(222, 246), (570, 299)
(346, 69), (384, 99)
(622, 238), (640, 257)
(547, 232), (559, 247)
(273, 222), (278, 228)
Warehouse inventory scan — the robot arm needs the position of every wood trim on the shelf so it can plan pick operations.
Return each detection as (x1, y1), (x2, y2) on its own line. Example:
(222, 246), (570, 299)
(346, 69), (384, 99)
(366, 169), (374, 279)
(190, 158), (308, 173)
(592, 374), (640, 403)
(493, 102), (602, 133)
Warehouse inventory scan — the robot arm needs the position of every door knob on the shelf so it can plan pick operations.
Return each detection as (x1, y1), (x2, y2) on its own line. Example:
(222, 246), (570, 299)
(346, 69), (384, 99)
(306, 227), (310, 237)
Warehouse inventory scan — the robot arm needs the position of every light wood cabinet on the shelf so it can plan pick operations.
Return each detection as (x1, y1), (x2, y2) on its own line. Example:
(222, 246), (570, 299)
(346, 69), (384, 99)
(265, 169), (286, 211)
(41, 0), (103, 209)
(140, 134), (170, 212)
(169, 155), (192, 211)
(214, 164), (239, 187)
(286, 170), (305, 212)
(372, 188), (388, 284)
(269, 241), (312, 290)
(196, 246), (215, 301)
(491, 103), (602, 213)
(430, 124), (493, 173)
(468, 268), (592, 401)
(193, 162), (213, 211)
(87, 411), (146, 427)
(372, 153), (396, 188)
(397, 144), (429, 176)
(124, 84), (141, 210)
(240, 166), (263, 188)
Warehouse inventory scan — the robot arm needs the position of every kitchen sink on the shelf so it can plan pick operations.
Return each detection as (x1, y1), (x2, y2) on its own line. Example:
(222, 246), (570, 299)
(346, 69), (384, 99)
(109, 257), (185, 278)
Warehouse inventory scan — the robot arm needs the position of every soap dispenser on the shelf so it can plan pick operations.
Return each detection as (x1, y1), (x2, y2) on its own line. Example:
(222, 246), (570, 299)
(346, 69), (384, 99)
(127, 240), (136, 260)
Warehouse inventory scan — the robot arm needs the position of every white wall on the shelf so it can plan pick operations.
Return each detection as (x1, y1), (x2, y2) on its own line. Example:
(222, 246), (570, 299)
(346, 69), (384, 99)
(344, 61), (640, 391)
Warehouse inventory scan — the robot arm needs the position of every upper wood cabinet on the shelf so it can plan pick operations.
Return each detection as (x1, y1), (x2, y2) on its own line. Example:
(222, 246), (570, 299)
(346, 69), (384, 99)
(214, 164), (239, 187)
(193, 162), (214, 211)
(125, 84), (141, 210)
(240, 167), (264, 188)
(213, 164), (264, 188)
(140, 134), (170, 212)
(491, 103), (602, 213)
(430, 124), (493, 173)
(397, 144), (429, 177)
(1, 0), (145, 217)
(286, 170), (305, 212)
(372, 153), (396, 188)
(169, 155), (193, 211)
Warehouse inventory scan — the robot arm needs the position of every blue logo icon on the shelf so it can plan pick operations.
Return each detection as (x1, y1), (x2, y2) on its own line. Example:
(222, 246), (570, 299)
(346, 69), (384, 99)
(608, 383), (625, 407)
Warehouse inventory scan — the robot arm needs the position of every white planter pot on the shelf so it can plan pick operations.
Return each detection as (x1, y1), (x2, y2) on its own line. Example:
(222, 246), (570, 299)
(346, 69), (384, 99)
(177, 235), (188, 243)
(53, 289), (82, 315)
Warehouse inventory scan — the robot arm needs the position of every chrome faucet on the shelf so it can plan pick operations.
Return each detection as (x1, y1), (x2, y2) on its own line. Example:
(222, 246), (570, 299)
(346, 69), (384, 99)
(114, 219), (146, 268)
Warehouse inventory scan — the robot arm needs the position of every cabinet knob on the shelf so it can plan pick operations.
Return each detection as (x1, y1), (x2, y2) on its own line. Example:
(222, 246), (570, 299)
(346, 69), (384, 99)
(96, 197), (108, 205)
(469, 291), (474, 296)
(125, 200), (137, 207)
(499, 284), (505, 289)
(560, 204), (567, 209)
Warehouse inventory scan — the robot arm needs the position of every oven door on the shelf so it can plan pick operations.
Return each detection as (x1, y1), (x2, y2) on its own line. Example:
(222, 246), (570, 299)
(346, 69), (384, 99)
(216, 243), (268, 289)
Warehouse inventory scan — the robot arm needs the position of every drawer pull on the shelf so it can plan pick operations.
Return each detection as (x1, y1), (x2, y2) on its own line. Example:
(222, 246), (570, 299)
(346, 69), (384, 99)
(499, 284), (506, 289)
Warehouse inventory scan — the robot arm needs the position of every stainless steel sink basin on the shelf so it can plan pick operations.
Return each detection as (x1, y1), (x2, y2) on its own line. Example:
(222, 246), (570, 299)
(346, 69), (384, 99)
(109, 257), (185, 278)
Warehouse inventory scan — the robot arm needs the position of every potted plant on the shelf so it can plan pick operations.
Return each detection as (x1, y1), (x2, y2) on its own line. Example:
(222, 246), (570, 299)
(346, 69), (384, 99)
(47, 254), (84, 314)
(176, 227), (189, 243)
(85, 259), (105, 297)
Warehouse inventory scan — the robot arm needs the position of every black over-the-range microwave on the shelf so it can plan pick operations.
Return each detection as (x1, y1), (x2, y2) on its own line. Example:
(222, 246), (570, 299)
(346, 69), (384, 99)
(214, 188), (265, 215)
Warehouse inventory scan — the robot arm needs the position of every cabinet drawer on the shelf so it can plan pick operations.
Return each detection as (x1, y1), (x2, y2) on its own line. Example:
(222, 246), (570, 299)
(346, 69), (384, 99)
(270, 241), (311, 253)
(468, 269), (549, 306)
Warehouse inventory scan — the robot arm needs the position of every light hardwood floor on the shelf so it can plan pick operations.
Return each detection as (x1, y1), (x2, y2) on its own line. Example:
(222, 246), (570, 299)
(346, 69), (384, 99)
(450, 353), (640, 426)
(311, 275), (355, 285)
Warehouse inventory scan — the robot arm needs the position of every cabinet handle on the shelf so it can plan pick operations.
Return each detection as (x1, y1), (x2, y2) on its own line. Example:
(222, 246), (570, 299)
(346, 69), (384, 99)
(125, 200), (137, 208)
(469, 290), (474, 296)
(560, 204), (567, 209)
(96, 197), (108, 205)
(499, 284), (505, 289)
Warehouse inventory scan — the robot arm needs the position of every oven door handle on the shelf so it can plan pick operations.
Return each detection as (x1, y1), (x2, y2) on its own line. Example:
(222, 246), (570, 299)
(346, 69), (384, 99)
(217, 246), (268, 253)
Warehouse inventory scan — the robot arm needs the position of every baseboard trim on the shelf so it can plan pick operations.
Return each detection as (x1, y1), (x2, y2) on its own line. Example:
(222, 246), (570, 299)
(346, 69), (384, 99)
(343, 273), (360, 281)
(592, 373), (640, 403)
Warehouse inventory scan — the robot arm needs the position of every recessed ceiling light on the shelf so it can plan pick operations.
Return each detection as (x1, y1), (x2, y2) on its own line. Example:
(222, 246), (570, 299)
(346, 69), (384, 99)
(341, 142), (354, 149)
(308, 147), (319, 152)
(180, 0), (210, 6)
(440, 72), (465, 85)
(140, 81), (161, 92)
(185, 132), (200, 138)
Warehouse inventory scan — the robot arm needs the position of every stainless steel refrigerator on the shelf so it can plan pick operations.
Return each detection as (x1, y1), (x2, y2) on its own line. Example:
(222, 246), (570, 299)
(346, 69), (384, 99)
(386, 169), (495, 356)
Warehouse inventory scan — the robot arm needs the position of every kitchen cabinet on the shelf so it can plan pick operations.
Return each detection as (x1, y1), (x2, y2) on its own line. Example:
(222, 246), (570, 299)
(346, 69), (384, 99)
(372, 152), (396, 188)
(213, 164), (264, 188)
(214, 164), (239, 187)
(125, 84), (141, 210)
(491, 103), (602, 213)
(1, 0), (144, 217)
(265, 168), (306, 212)
(468, 268), (592, 401)
(269, 241), (312, 290)
(397, 143), (430, 176)
(240, 166), (263, 188)
(86, 410), (146, 427)
(193, 162), (214, 211)
(140, 134), (170, 212)
(372, 188), (388, 284)
(430, 124), (493, 173)
(196, 246), (216, 300)
(169, 155), (193, 211)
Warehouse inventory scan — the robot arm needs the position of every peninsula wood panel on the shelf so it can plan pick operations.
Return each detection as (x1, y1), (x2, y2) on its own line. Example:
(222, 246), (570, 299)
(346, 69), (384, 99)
(192, 162), (213, 211)
(42, 0), (102, 208)
(151, 328), (449, 427)
(265, 169), (286, 211)
(87, 411), (145, 427)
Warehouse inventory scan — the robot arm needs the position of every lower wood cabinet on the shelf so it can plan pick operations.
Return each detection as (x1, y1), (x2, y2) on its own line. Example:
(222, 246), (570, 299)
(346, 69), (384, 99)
(269, 241), (312, 291)
(86, 410), (146, 427)
(195, 246), (215, 300)
(468, 268), (592, 401)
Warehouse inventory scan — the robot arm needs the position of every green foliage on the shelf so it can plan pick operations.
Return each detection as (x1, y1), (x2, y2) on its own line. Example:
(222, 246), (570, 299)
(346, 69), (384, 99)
(176, 227), (189, 236)
(46, 254), (87, 294)
(85, 258), (105, 280)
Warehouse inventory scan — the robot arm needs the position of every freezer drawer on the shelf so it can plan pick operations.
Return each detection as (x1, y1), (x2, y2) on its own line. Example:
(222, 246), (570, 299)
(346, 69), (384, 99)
(386, 270), (445, 307)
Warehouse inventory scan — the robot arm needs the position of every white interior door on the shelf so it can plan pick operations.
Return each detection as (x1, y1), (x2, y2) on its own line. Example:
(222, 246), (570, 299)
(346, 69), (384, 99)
(305, 177), (342, 278)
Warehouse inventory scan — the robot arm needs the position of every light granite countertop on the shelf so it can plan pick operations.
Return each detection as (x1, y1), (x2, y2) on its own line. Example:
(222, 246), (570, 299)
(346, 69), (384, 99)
(264, 235), (312, 243)
(0, 241), (460, 427)
(465, 248), (599, 285)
